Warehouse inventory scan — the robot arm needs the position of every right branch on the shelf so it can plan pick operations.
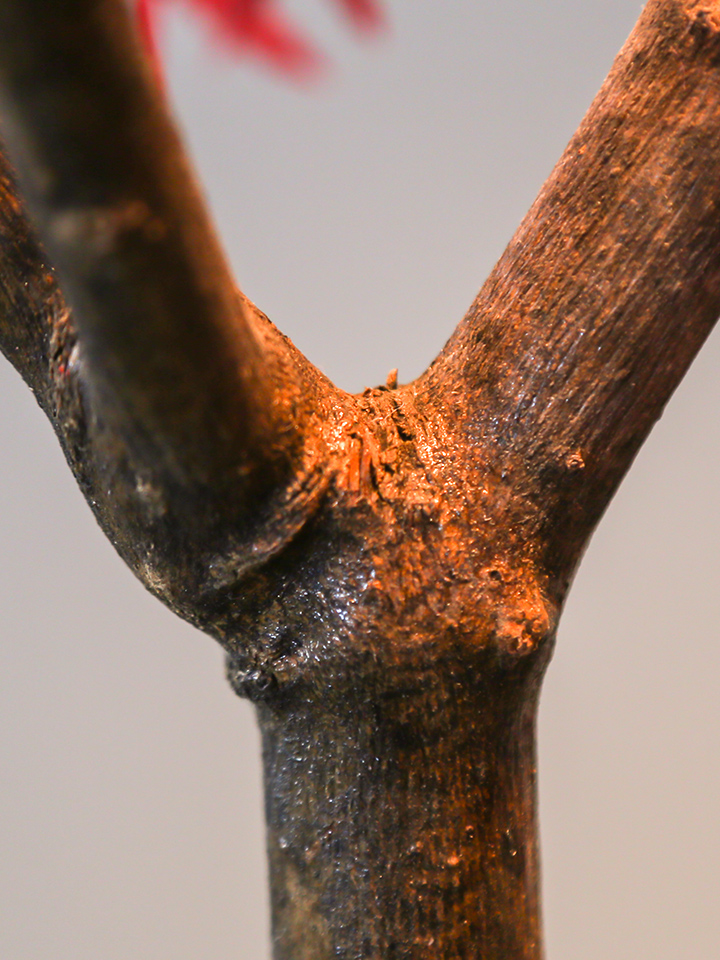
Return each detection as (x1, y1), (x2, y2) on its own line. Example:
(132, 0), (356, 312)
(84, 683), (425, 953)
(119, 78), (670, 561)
(424, 0), (720, 583)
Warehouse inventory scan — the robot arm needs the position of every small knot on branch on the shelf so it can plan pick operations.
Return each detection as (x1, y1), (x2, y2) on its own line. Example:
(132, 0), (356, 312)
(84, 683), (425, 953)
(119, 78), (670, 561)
(492, 578), (556, 661)
(226, 652), (280, 701)
(688, 3), (720, 59)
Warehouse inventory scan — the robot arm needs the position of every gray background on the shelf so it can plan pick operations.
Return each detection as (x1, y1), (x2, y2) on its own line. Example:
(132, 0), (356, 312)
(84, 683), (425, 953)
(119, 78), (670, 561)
(3, 0), (720, 957)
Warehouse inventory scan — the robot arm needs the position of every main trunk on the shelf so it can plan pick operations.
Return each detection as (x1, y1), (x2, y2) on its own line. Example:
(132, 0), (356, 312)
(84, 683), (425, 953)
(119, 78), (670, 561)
(259, 647), (547, 960)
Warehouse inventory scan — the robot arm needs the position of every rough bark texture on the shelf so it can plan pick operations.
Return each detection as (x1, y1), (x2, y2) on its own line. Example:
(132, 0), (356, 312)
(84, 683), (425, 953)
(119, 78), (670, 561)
(260, 658), (545, 960)
(1, 1), (720, 958)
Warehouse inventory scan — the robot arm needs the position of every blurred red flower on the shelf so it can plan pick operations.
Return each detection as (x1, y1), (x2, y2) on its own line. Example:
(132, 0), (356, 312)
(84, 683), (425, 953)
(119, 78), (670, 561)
(136, 0), (383, 77)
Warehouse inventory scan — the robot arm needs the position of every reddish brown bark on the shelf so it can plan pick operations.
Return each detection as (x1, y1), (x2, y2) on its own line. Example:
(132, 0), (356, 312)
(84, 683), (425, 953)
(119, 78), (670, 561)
(1, 1), (719, 957)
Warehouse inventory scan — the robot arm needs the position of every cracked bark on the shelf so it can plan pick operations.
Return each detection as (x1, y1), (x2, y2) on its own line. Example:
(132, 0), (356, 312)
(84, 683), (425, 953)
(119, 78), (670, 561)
(1, 1), (719, 957)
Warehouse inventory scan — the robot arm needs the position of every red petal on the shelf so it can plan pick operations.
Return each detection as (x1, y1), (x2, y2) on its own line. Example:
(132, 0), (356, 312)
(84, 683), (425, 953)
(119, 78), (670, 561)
(191, 0), (323, 74)
(136, 0), (155, 52)
(336, 0), (383, 30)
(136, 0), (383, 77)
(135, 0), (167, 89)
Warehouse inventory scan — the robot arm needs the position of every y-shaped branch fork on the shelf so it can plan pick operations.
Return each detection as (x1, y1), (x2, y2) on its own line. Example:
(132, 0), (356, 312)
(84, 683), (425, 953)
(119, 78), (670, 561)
(1, 3), (720, 958)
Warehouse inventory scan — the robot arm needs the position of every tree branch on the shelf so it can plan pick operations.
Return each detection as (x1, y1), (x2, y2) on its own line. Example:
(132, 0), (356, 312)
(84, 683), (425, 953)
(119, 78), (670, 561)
(0, 0), (343, 644)
(0, 0), (313, 493)
(0, 143), (65, 404)
(3, 2), (720, 956)
(423, 0), (720, 585)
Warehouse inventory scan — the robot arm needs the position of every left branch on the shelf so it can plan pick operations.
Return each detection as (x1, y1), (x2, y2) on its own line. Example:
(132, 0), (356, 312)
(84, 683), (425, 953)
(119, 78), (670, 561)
(0, 144), (64, 404)
(0, 0), (311, 494)
(0, 0), (337, 642)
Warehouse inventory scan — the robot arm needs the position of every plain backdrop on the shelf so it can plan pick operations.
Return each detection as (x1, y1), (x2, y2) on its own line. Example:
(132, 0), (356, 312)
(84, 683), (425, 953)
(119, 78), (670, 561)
(3, 1), (720, 957)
